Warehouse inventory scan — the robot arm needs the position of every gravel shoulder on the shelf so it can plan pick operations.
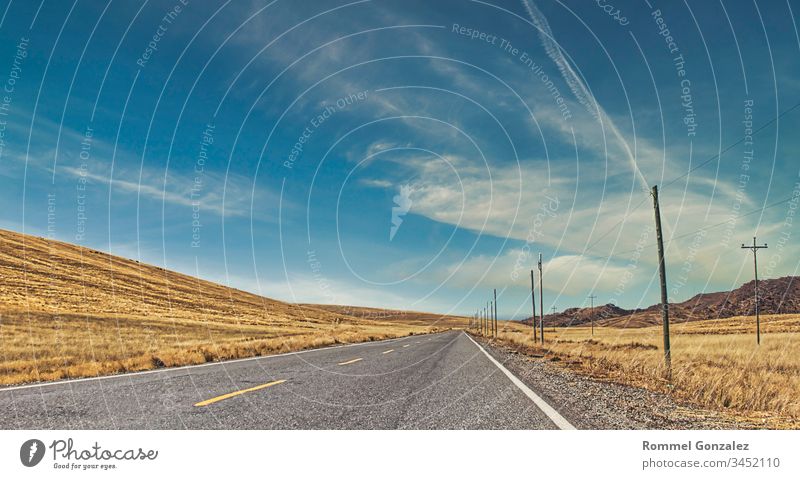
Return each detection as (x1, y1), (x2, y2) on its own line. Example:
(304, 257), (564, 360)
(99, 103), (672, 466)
(473, 334), (759, 430)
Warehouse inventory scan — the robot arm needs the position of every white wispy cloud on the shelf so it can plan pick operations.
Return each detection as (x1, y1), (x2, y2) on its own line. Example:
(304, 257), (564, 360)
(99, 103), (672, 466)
(521, 0), (650, 191)
(60, 162), (277, 220)
(428, 246), (629, 295)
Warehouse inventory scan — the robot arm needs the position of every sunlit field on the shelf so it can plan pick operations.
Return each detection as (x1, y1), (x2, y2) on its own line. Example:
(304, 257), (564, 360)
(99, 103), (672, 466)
(486, 315), (800, 426)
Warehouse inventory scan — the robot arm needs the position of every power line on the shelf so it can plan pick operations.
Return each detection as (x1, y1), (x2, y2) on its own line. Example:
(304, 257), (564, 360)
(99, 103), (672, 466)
(583, 196), (649, 254)
(662, 100), (800, 189)
(604, 194), (796, 258)
(582, 99), (800, 256)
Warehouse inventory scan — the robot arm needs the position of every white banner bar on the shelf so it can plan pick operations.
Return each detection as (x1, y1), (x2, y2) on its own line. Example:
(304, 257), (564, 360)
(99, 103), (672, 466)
(0, 430), (796, 478)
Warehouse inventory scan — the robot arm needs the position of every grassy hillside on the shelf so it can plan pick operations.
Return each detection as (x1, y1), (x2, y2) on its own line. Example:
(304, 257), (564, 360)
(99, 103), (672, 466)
(0, 229), (460, 385)
(299, 304), (467, 327)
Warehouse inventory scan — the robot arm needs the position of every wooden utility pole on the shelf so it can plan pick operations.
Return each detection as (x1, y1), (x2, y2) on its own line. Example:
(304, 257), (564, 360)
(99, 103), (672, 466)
(651, 185), (671, 377)
(488, 300), (492, 337)
(742, 236), (768, 345)
(493, 289), (498, 338)
(588, 294), (597, 336)
(530, 270), (537, 341)
(490, 298), (495, 337)
(538, 253), (544, 344)
(486, 302), (490, 336)
(551, 306), (556, 314)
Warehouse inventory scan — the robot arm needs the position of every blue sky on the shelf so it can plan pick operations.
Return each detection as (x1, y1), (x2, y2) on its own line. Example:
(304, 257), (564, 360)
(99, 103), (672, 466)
(1, 0), (799, 319)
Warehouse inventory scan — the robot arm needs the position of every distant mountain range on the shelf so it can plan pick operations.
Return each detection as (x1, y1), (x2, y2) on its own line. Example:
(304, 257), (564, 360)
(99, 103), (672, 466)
(521, 276), (800, 328)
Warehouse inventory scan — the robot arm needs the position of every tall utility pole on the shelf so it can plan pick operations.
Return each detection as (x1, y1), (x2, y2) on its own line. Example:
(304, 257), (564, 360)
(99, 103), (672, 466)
(488, 299), (493, 337)
(538, 253), (544, 344)
(651, 185), (671, 377)
(742, 236), (768, 345)
(588, 294), (597, 336)
(487, 301), (491, 336)
(551, 306), (557, 314)
(530, 270), (537, 341)
(490, 298), (494, 338)
(493, 289), (498, 338)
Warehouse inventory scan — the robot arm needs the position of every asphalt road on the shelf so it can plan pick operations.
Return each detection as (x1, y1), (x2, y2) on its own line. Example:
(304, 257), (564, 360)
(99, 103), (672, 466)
(0, 331), (574, 429)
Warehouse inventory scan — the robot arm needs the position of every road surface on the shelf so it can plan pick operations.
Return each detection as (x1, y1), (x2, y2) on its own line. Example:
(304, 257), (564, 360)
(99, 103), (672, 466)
(0, 331), (574, 429)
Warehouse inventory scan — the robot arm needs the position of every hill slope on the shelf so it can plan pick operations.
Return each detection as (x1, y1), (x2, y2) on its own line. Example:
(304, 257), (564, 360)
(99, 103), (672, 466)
(0, 229), (453, 385)
(521, 277), (800, 328)
(299, 304), (466, 327)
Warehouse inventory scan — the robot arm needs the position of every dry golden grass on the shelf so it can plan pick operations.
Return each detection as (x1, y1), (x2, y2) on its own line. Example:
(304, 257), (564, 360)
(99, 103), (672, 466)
(0, 310), (435, 385)
(0, 229), (463, 386)
(487, 315), (800, 426)
(300, 304), (467, 328)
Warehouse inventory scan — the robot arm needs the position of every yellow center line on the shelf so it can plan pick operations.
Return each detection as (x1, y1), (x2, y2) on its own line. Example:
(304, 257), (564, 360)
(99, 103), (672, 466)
(194, 379), (286, 407)
(338, 357), (363, 365)
(382, 349), (394, 354)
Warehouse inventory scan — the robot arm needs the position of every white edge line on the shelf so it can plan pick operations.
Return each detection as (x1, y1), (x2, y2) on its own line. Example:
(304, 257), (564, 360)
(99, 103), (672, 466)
(0, 331), (447, 392)
(463, 332), (577, 430)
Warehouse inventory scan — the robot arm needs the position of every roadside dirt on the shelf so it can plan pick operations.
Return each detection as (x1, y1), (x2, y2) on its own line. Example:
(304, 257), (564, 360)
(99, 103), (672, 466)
(474, 334), (777, 430)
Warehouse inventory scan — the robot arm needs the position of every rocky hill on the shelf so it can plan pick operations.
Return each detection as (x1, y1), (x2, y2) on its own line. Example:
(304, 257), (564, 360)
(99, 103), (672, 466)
(521, 276), (800, 328)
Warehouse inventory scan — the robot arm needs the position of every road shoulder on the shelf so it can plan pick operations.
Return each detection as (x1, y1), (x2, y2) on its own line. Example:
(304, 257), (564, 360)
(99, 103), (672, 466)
(470, 334), (749, 430)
